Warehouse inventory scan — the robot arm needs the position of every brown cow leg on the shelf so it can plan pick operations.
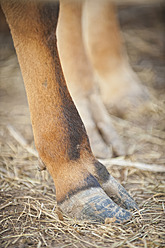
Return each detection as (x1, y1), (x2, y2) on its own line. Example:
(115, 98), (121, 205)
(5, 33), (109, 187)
(82, 0), (148, 116)
(1, 0), (137, 223)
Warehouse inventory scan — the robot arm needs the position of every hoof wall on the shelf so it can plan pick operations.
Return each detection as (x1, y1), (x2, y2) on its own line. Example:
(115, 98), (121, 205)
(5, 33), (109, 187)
(81, 193), (132, 223)
(58, 187), (132, 224)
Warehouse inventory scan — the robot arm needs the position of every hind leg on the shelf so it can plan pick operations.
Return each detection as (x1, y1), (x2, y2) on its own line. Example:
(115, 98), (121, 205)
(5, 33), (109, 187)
(82, 0), (148, 116)
(57, 0), (125, 158)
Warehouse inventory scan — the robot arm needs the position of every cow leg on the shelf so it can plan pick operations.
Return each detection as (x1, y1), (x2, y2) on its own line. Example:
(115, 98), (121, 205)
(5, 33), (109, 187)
(57, 0), (125, 158)
(1, 0), (137, 223)
(82, 0), (148, 116)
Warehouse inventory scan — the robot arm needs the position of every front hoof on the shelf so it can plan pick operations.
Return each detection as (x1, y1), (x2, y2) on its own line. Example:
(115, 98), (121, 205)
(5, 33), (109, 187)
(58, 187), (132, 224)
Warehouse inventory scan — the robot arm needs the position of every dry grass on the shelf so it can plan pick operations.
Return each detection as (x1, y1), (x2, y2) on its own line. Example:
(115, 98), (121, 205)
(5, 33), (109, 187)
(0, 3), (165, 248)
(0, 127), (165, 247)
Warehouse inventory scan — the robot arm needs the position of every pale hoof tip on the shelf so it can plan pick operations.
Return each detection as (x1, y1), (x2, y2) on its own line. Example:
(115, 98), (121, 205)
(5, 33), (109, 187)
(124, 199), (139, 211)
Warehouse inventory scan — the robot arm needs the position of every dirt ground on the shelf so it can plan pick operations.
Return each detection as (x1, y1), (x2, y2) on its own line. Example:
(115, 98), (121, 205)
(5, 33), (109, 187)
(0, 3), (165, 248)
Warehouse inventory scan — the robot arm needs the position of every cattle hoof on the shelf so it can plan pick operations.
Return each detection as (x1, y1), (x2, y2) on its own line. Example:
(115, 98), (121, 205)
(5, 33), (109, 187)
(57, 187), (132, 223)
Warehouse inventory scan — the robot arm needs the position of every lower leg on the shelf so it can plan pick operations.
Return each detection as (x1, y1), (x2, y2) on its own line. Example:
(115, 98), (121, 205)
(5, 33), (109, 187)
(2, 0), (137, 223)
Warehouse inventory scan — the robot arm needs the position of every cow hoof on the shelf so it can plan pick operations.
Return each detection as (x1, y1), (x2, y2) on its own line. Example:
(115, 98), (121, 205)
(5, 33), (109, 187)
(57, 187), (132, 224)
